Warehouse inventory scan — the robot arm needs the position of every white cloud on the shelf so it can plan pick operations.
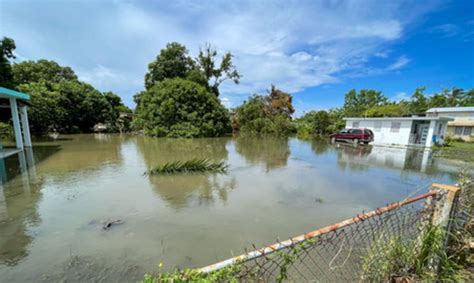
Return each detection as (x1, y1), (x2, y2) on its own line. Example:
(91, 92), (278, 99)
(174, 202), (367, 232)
(386, 56), (411, 71)
(0, 0), (440, 106)
(220, 97), (231, 109)
(427, 24), (459, 37)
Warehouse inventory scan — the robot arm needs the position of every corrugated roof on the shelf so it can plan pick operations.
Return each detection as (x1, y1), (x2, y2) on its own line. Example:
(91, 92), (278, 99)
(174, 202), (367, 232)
(0, 87), (30, 101)
(426, 107), (474, 113)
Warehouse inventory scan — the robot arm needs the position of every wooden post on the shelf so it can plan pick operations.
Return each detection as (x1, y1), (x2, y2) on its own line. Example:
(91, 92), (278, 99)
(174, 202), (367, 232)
(431, 183), (461, 228)
(20, 106), (32, 147)
(9, 98), (23, 149)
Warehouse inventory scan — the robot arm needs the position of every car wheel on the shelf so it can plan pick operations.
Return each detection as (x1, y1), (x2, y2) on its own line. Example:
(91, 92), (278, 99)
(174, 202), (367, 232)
(363, 141), (369, 145)
(353, 138), (359, 145)
(331, 137), (336, 143)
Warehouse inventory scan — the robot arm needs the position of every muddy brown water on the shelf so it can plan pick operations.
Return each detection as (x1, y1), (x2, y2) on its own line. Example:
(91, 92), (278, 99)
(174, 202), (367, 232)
(0, 134), (471, 282)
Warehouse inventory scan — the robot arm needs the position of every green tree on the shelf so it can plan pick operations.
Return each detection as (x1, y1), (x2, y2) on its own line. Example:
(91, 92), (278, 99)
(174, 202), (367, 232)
(233, 86), (295, 136)
(144, 42), (196, 90)
(196, 43), (240, 96)
(14, 59), (130, 134)
(408, 87), (429, 114)
(12, 59), (77, 85)
(343, 89), (388, 117)
(134, 78), (231, 138)
(0, 37), (16, 88)
(366, 103), (409, 117)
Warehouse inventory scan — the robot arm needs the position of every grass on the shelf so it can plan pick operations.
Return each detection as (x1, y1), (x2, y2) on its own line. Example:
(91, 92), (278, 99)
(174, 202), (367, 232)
(361, 174), (474, 282)
(145, 158), (228, 175)
(433, 141), (474, 162)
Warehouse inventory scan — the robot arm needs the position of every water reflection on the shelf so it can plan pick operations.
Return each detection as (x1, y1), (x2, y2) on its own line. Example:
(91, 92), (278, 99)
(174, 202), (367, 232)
(234, 137), (290, 171)
(136, 137), (235, 208)
(0, 149), (43, 266)
(32, 134), (124, 174)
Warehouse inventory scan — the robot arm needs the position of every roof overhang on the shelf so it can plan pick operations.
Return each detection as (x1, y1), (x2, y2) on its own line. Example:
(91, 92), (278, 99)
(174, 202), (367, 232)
(343, 117), (454, 122)
(0, 87), (30, 101)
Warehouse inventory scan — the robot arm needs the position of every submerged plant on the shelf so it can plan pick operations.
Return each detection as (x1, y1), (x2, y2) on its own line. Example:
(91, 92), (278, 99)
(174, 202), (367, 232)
(145, 158), (228, 175)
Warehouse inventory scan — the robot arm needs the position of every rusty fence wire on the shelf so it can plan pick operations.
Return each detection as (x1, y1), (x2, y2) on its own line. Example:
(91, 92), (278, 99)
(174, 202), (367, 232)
(193, 185), (457, 282)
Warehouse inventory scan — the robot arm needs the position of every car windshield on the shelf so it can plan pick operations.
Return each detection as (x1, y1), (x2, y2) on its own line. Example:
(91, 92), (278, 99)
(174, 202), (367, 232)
(340, 129), (349, 133)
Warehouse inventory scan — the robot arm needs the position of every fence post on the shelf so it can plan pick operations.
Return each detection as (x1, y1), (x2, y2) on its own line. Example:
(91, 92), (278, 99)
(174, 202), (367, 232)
(430, 183), (461, 229)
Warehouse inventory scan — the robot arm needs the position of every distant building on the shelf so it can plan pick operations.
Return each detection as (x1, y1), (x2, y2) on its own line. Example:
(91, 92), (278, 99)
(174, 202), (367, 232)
(426, 107), (474, 142)
(343, 116), (453, 148)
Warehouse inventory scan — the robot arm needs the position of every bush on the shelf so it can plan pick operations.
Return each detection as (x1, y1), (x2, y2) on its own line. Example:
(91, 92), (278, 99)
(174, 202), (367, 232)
(134, 78), (231, 138)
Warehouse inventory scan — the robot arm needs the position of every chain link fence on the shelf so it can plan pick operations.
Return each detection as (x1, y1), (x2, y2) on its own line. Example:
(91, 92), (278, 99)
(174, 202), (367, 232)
(191, 184), (459, 282)
(149, 183), (465, 282)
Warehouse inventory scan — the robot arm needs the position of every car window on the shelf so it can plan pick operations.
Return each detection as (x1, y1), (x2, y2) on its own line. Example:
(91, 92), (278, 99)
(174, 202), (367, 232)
(350, 129), (362, 134)
(340, 129), (349, 133)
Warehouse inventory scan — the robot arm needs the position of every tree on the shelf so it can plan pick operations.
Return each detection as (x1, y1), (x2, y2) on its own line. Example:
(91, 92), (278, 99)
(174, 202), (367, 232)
(196, 43), (240, 96)
(408, 87), (429, 114)
(12, 59), (77, 85)
(343, 89), (388, 117)
(134, 78), (231, 138)
(265, 85), (295, 118)
(366, 103), (409, 117)
(0, 37), (16, 88)
(14, 59), (130, 134)
(233, 86), (295, 136)
(144, 42), (196, 90)
(312, 111), (332, 135)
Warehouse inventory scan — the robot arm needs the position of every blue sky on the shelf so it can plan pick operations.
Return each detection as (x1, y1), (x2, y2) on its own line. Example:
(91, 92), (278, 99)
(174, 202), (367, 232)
(1, 0), (473, 116)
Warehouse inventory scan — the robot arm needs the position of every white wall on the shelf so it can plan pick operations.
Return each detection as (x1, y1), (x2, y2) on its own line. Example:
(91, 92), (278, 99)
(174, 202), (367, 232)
(345, 119), (412, 146)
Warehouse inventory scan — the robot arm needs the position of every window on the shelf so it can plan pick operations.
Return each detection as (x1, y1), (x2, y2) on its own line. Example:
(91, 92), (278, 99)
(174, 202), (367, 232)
(390, 122), (401, 133)
(351, 129), (362, 134)
(454, 126), (473, 136)
(463, 126), (472, 136)
(352, 122), (359, 128)
(374, 121), (382, 132)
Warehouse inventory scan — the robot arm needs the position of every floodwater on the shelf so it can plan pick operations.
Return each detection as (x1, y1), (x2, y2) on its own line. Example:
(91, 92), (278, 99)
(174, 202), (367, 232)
(0, 134), (472, 282)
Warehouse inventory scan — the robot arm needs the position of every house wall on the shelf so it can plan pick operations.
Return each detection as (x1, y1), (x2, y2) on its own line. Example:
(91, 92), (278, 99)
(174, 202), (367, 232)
(345, 119), (413, 146)
(428, 110), (474, 142)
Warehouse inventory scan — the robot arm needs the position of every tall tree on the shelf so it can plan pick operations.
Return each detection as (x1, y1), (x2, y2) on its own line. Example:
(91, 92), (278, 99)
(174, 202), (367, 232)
(343, 89), (388, 117)
(0, 37), (16, 88)
(134, 78), (231, 138)
(196, 43), (240, 96)
(12, 59), (77, 85)
(144, 42), (195, 90)
(408, 87), (429, 114)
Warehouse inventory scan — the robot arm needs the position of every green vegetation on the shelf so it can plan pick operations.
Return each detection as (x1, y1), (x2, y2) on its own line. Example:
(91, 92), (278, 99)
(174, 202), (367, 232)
(294, 109), (344, 139)
(0, 37), (132, 134)
(362, 176), (473, 282)
(433, 141), (474, 162)
(232, 85), (295, 136)
(134, 42), (239, 137)
(134, 78), (231, 137)
(146, 158), (228, 175)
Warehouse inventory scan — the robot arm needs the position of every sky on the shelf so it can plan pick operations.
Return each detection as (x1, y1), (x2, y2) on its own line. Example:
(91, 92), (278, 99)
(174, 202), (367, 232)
(1, 0), (473, 116)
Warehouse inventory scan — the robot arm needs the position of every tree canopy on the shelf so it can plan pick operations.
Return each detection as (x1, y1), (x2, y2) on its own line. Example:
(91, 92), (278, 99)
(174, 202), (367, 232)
(0, 37), (16, 89)
(9, 57), (130, 133)
(143, 42), (240, 96)
(134, 78), (230, 138)
(232, 86), (295, 136)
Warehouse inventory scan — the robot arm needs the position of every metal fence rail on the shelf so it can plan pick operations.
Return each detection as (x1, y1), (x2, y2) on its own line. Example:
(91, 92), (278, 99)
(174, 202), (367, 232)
(194, 184), (458, 282)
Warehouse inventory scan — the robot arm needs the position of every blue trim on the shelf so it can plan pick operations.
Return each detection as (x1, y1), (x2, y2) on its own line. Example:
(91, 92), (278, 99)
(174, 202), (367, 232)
(0, 87), (30, 101)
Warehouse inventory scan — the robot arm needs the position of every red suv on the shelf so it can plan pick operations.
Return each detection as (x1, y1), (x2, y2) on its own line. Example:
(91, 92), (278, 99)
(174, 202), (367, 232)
(330, 128), (374, 145)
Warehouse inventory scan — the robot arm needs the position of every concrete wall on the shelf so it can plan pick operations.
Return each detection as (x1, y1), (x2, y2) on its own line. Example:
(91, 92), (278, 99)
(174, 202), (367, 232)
(345, 119), (412, 146)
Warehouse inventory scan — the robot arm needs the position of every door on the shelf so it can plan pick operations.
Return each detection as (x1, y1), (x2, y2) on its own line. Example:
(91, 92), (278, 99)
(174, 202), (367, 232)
(419, 124), (429, 144)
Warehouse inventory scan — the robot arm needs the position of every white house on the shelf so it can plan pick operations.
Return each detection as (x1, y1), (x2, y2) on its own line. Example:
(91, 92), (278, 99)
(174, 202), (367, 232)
(343, 116), (453, 148)
(426, 107), (474, 142)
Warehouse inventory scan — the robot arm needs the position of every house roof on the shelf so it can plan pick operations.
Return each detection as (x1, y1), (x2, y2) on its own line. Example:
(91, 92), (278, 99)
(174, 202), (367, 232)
(344, 116), (454, 122)
(0, 87), (30, 101)
(426, 107), (474, 113)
